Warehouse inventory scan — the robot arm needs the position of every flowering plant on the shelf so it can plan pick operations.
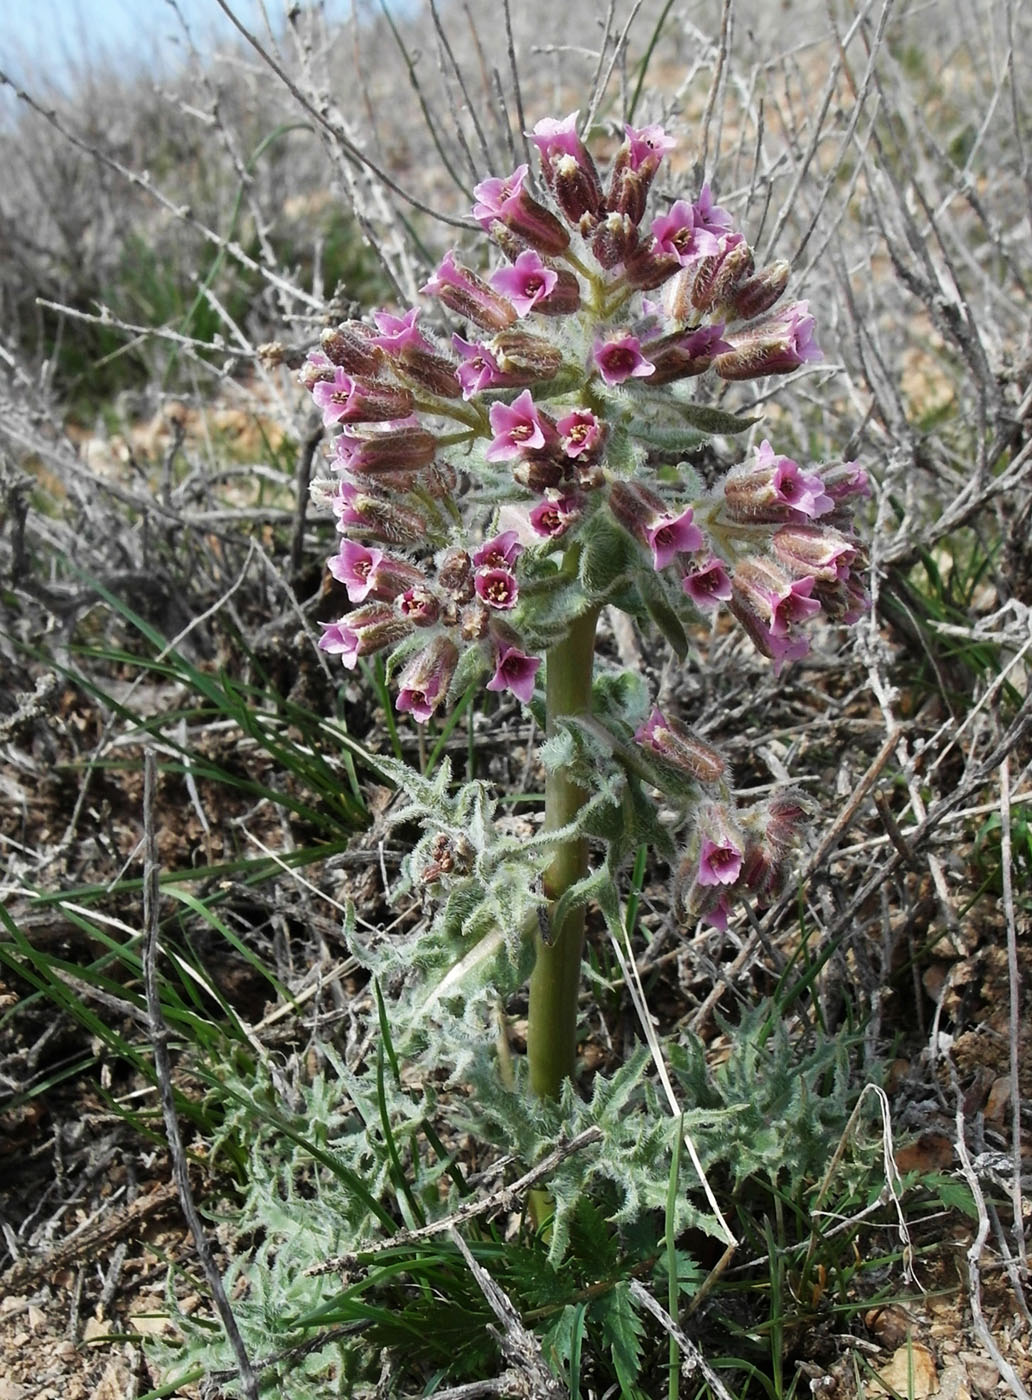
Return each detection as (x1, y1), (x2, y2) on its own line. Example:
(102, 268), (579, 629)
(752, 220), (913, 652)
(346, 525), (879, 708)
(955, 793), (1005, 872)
(303, 113), (868, 1143)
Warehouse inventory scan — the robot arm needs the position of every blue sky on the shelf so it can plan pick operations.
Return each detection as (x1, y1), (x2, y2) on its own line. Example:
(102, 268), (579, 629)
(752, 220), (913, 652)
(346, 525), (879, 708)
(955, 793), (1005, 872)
(0, 0), (362, 91)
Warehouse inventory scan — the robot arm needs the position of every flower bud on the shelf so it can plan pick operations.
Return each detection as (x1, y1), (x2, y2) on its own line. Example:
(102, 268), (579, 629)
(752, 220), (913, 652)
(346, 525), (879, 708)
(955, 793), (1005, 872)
(714, 301), (822, 380)
(472, 165), (570, 256)
(421, 250), (517, 332)
(489, 330), (564, 382)
(437, 548), (475, 602)
(690, 234), (754, 313)
(635, 707), (726, 783)
(318, 605), (412, 669)
(396, 636), (460, 723)
(319, 322), (384, 377)
(530, 113), (605, 224)
(730, 259), (790, 321)
(333, 424), (438, 477)
(591, 212), (639, 269)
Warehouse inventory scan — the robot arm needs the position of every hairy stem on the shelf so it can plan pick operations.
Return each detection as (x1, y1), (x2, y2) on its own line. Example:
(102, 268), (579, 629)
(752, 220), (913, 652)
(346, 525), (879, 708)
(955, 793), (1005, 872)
(527, 600), (600, 1104)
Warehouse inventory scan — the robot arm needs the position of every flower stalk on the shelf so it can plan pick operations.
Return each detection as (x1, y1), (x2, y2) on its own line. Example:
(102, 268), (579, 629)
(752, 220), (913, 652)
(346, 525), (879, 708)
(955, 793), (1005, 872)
(528, 593), (600, 1104)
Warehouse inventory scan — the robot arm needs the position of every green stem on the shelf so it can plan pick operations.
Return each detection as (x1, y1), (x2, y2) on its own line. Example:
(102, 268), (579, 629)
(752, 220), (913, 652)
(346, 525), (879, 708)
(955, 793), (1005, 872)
(527, 600), (600, 1104)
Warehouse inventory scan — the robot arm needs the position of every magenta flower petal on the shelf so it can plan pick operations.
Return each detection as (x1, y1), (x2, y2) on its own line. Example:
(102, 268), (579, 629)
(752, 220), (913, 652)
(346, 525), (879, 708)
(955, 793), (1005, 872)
(490, 250), (558, 317)
(556, 409), (601, 459)
(474, 567), (519, 610)
(646, 507), (704, 570)
(486, 644), (541, 702)
(593, 334), (655, 386)
(698, 834), (744, 887)
(473, 530), (524, 569)
(486, 390), (547, 461)
(682, 558), (732, 608)
(327, 541), (384, 603)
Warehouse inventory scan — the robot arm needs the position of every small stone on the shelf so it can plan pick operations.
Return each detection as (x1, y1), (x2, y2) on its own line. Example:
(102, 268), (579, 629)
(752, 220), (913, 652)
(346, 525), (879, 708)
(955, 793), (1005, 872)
(875, 1343), (938, 1398)
(960, 1353), (1000, 1392)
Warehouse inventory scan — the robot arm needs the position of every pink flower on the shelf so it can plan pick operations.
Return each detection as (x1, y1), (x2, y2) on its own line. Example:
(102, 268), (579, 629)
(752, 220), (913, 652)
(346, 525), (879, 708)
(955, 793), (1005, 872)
(490, 250), (558, 317)
(529, 494), (581, 538)
(452, 334), (507, 398)
(529, 111), (585, 164)
(529, 111), (604, 223)
(311, 366), (358, 426)
(623, 122), (676, 172)
(697, 813), (745, 887)
(772, 524), (857, 581)
(723, 441), (834, 522)
(486, 390), (548, 461)
(767, 575), (822, 637)
(650, 200), (722, 265)
(556, 409), (601, 459)
(396, 637), (459, 723)
(474, 567), (519, 610)
(593, 334), (655, 386)
(317, 619), (360, 669)
(692, 184), (734, 236)
(645, 507), (704, 570)
(473, 531), (524, 569)
(682, 557), (732, 608)
(327, 541), (384, 602)
(486, 644), (541, 702)
(472, 164), (570, 255)
(371, 307), (429, 354)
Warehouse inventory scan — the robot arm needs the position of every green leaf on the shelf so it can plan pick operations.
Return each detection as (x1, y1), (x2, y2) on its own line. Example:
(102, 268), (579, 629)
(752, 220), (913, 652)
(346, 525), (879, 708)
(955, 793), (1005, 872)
(673, 402), (761, 435)
(642, 592), (689, 659)
(579, 516), (635, 600)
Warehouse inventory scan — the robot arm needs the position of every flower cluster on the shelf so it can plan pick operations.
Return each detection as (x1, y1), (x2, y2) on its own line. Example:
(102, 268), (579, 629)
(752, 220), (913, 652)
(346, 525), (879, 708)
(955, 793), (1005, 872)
(303, 112), (868, 924)
(306, 111), (866, 723)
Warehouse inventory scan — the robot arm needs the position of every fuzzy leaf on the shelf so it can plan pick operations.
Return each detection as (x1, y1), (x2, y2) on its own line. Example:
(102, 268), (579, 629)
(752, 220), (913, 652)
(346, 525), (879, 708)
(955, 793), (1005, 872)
(672, 401), (760, 435)
(642, 591), (688, 659)
(579, 516), (635, 600)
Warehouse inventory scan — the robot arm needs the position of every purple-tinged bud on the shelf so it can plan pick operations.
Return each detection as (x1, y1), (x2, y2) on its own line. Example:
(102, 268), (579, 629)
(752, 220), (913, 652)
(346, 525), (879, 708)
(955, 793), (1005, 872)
(591, 212), (639, 269)
(421, 250), (517, 332)
(593, 333), (655, 386)
(529, 493), (582, 538)
(730, 260), (791, 322)
(437, 548), (475, 602)
(634, 707), (726, 784)
(460, 601), (491, 640)
(646, 324), (734, 383)
(682, 557), (732, 609)
(489, 330), (564, 382)
(473, 530), (523, 569)
(608, 479), (667, 538)
(763, 788), (810, 857)
(607, 122), (675, 223)
(474, 567), (519, 610)
(512, 456), (568, 492)
(318, 605), (412, 669)
(812, 572), (870, 624)
(556, 409), (602, 460)
(729, 563), (812, 674)
(723, 440), (834, 523)
(574, 462), (605, 493)
(397, 347), (464, 399)
(715, 301), (822, 380)
(623, 243), (682, 291)
(472, 165), (570, 256)
(333, 487), (428, 546)
(486, 642), (541, 702)
(772, 523), (858, 582)
(689, 233), (754, 313)
(333, 423), (438, 478)
(398, 586), (440, 626)
(396, 636), (459, 723)
(319, 322), (384, 377)
(530, 113), (604, 224)
(312, 369), (414, 426)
